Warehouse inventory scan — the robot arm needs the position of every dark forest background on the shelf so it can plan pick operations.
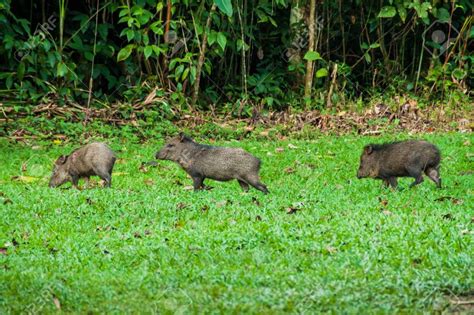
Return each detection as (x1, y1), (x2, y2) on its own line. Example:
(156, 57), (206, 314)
(0, 0), (472, 117)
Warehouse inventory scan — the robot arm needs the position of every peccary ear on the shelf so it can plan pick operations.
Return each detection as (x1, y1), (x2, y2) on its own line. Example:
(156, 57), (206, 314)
(178, 132), (192, 143)
(56, 155), (68, 165)
(364, 145), (373, 155)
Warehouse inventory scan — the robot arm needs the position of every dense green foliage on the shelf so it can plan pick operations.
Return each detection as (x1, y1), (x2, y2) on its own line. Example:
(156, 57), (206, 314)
(0, 133), (473, 313)
(0, 0), (472, 112)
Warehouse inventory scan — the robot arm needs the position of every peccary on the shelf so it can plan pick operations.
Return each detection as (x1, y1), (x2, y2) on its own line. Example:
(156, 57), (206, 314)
(155, 133), (269, 194)
(49, 142), (116, 188)
(357, 140), (441, 188)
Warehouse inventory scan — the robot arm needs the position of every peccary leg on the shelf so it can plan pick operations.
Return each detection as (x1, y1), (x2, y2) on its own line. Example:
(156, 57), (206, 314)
(192, 176), (204, 191)
(106, 160), (115, 187)
(256, 183), (270, 194)
(91, 165), (112, 188)
(425, 167), (441, 188)
(245, 175), (269, 194)
(407, 167), (424, 188)
(102, 174), (112, 188)
(71, 175), (80, 189)
(96, 170), (112, 187)
(389, 177), (398, 188)
(238, 180), (250, 192)
(109, 158), (116, 174)
(84, 177), (90, 189)
(384, 177), (398, 188)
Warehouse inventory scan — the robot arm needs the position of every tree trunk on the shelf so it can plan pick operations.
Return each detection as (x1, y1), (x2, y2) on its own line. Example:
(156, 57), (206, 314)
(191, 3), (217, 107)
(288, 0), (305, 83)
(303, 0), (316, 104)
(163, 0), (172, 88)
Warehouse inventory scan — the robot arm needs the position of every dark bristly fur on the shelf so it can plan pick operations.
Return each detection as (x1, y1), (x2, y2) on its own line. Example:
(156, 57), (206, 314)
(357, 140), (441, 188)
(155, 133), (269, 194)
(49, 142), (116, 189)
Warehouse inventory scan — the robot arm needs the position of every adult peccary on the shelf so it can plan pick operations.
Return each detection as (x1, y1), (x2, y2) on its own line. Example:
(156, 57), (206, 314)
(49, 142), (116, 188)
(357, 140), (441, 188)
(155, 133), (269, 194)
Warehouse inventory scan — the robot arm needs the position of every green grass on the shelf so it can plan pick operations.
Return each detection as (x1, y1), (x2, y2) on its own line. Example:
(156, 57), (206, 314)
(0, 133), (473, 313)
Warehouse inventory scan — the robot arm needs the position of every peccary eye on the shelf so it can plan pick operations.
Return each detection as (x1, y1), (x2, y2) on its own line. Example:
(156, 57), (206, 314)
(167, 144), (174, 148)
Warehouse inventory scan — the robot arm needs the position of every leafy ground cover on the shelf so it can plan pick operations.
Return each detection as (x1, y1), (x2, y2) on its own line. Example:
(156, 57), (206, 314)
(0, 132), (473, 313)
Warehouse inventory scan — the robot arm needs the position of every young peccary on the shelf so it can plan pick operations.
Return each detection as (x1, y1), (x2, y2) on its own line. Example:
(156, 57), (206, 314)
(357, 140), (441, 188)
(155, 133), (269, 194)
(49, 142), (116, 188)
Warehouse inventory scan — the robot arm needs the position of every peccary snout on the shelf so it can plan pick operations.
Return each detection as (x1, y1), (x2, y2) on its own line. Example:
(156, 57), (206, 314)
(49, 155), (73, 187)
(49, 142), (116, 189)
(357, 140), (441, 189)
(155, 133), (269, 194)
(155, 146), (170, 160)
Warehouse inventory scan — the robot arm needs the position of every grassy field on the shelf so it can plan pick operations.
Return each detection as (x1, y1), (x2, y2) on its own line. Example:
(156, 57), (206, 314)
(0, 133), (473, 313)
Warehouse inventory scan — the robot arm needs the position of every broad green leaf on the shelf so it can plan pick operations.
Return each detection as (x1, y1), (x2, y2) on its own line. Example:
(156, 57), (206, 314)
(156, 2), (164, 12)
(144, 46), (153, 59)
(182, 67), (189, 81)
(150, 21), (164, 34)
(316, 68), (328, 78)
(118, 7), (129, 18)
(397, 6), (407, 23)
(47, 52), (56, 68)
(56, 62), (68, 77)
(378, 6), (396, 18)
(126, 29), (135, 42)
(143, 34), (150, 45)
(268, 16), (277, 27)
(452, 68), (466, 80)
(304, 51), (321, 61)
(215, 0), (233, 17)
(152, 45), (161, 56)
(265, 97), (274, 107)
(217, 32), (227, 50)
(190, 66), (197, 83)
(136, 10), (151, 25)
(236, 39), (249, 51)
(208, 31), (217, 46)
(117, 44), (134, 62)
(6, 75), (13, 89)
(17, 62), (25, 81)
(364, 52), (371, 63)
(84, 51), (94, 61)
(412, 2), (431, 19)
(42, 39), (51, 51)
(175, 64), (184, 78)
(436, 8), (450, 22)
(169, 59), (178, 71)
